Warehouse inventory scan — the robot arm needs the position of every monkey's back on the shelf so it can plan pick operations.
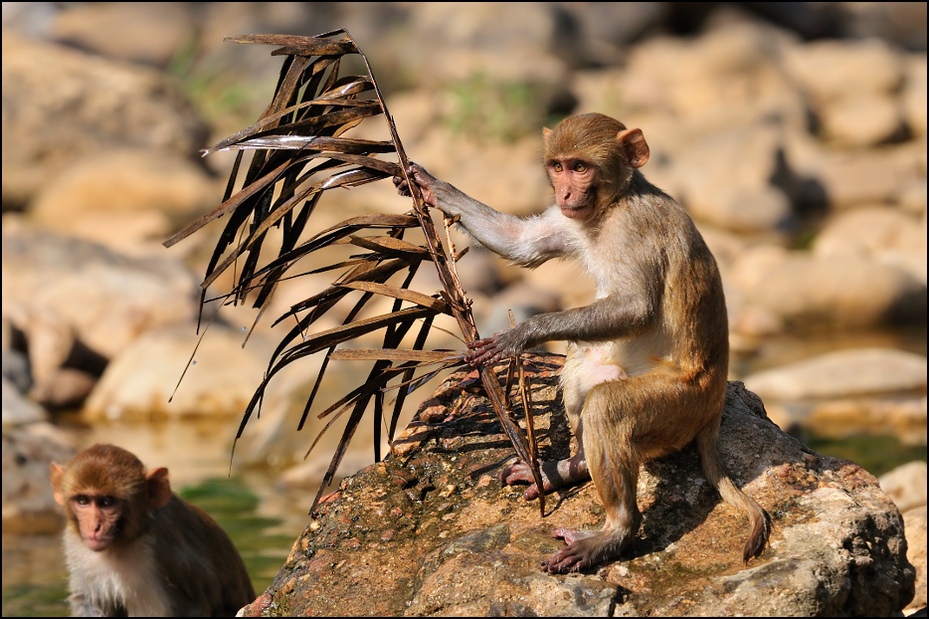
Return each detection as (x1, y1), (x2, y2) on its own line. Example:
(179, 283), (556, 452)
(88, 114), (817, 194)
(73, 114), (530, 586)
(604, 177), (729, 386)
(152, 496), (256, 616)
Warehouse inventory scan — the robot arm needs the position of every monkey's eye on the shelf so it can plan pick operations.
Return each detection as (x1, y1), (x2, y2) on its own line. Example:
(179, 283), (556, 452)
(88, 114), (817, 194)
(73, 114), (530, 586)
(97, 496), (117, 508)
(73, 495), (90, 506)
(573, 161), (588, 173)
(551, 162), (563, 173)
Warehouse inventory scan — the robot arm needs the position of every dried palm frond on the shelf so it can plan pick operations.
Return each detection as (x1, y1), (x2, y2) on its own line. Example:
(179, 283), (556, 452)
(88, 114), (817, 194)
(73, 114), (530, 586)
(164, 30), (545, 516)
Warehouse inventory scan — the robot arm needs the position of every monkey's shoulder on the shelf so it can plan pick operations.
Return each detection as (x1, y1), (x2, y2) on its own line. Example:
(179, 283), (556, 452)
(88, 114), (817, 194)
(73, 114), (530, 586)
(153, 495), (240, 553)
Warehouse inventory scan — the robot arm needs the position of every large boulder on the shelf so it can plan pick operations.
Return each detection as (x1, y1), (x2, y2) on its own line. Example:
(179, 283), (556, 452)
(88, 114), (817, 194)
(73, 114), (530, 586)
(240, 353), (915, 617)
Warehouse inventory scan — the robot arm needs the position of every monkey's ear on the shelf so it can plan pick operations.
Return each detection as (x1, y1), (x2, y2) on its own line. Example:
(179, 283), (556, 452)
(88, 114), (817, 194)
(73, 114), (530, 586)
(50, 462), (66, 506)
(542, 126), (553, 143)
(146, 467), (173, 509)
(617, 128), (650, 169)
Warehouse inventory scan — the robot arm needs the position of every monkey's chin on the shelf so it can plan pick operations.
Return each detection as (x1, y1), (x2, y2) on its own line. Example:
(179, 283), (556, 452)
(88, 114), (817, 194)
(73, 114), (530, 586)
(559, 205), (592, 220)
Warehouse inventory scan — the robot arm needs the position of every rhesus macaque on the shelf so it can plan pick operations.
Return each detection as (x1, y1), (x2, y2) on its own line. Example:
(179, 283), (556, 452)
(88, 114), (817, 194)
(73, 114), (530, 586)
(394, 112), (771, 573)
(50, 443), (255, 616)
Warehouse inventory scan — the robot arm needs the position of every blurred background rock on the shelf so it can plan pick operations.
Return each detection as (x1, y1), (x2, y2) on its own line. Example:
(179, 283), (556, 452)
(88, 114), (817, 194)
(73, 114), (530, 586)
(1, 2), (925, 615)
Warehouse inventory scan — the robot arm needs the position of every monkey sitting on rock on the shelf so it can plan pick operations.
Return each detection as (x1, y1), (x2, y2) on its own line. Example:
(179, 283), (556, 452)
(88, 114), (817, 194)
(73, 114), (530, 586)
(50, 443), (255, 616)
(395, 112), (772, 574)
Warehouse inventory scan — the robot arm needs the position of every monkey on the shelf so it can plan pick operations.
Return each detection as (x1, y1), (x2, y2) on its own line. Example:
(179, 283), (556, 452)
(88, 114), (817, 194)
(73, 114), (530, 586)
(394, 112), (771, 574)
(50, 443), (255, 616)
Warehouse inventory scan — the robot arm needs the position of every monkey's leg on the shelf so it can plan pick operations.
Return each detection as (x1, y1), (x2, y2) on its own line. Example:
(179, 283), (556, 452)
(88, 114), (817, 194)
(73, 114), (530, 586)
(498, 446), (590, 500)
(498, 356), (593, 499)
(541, 383), (642, 574)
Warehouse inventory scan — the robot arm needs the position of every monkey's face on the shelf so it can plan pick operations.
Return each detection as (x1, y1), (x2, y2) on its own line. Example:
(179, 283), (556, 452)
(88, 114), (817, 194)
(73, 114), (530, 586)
(546, 158), (600, 222)
(70, 493), (125, 551)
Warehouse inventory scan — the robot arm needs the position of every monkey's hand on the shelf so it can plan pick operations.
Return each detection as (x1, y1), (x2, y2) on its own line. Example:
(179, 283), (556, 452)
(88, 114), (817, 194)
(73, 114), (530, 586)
(464, 337), (504, 366)
(393, 162), (440, 209)
(394, 162), (481, 221)
(465, 327), (528, 367)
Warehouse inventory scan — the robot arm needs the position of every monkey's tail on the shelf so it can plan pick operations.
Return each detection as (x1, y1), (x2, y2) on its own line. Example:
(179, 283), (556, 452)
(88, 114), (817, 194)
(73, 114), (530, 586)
(696, 425), (772, 564)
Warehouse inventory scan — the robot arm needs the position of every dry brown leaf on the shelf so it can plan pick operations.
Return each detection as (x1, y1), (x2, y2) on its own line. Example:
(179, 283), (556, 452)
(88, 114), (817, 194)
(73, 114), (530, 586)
(166, 29), (544, 516)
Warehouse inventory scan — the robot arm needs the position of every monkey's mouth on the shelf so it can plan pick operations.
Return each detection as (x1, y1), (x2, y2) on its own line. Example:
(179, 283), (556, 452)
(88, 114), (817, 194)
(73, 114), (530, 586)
(85, 534), (114, 551)
(560, 204), (591, 219)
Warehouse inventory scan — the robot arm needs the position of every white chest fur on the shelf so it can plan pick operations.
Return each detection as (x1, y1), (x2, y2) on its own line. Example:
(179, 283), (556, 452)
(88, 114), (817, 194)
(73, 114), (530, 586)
(63, 530), (172, 616)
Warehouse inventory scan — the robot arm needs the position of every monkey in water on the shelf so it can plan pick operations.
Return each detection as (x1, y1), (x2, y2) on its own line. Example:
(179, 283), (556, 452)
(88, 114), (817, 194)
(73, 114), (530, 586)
(394, 112), (771, 574)
(50, 443), (255, 616)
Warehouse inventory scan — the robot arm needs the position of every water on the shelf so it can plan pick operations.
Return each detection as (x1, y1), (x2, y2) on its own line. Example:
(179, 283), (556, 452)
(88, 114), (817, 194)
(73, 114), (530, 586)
(5, 429), (923, 617)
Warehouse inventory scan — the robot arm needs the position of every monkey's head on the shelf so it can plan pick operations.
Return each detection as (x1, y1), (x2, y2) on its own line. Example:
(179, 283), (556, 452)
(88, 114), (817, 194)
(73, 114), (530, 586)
(51, 443), (172, 551)
(543, 113), (650, 222)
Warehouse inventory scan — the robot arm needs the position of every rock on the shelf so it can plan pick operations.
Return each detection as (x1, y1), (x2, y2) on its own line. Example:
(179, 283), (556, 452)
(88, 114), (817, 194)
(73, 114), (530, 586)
(1, 377), (45, 426)
(0, 32), (210, 209)
(799, 144), (923, 210)
(742, 347), (927, 402)
(902, 506), (928, 616)
(812, 205), (926, 283)
(816, 90), (906, 148)
(742, 255), (927, 330)
(782, 38), (905, 103)
(1, 221), (201, 406)
(474, 279), (563, 340)
(805, 396), (927, 446)
(1, 347), (32, 394)
(673, 124), (794, 234)
(902, 55), (927, 137)
(239, 354), (915, 617)
(1, 423), (77, 534)
(881, 461), (928, 514)
(51, 2), (199, 68)
(82, 323), (277, 421)
(29, 149), (220, 252)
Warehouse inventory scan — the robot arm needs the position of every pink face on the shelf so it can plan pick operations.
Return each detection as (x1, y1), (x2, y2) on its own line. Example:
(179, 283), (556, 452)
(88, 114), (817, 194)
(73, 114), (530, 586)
(547, 158), (598, 222)
(70, 493), (123, 551)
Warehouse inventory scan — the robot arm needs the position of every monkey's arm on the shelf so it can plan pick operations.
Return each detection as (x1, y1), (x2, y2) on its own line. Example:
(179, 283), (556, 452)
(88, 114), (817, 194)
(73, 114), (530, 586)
(467, 287), (657, 365)
(395, 162), (570, 266)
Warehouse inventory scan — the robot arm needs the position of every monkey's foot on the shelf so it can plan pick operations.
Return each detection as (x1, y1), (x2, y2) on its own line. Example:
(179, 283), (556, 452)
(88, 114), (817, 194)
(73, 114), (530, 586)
(499, 458), (590, 500)
(540, 527), (628, 574)
(498, 461), (547, 499)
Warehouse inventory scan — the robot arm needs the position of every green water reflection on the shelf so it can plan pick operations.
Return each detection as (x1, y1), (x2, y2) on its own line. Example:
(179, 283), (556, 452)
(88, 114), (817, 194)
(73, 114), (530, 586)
(804, 433), (927, 478)
(1, 582), (69, 619)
